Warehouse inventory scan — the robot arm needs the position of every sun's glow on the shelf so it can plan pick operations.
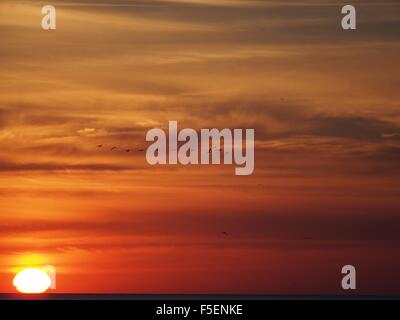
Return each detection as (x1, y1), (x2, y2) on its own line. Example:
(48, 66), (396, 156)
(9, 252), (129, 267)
(13, 268), (51, 294)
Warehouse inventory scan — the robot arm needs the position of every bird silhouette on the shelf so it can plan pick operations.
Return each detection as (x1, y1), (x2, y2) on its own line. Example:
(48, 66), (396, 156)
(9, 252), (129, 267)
(97, 145), (102, 148)
(222, 231), (228, 236)
(126, 149), (130, 152)
(110, 146), (117, 151)
(209, 146), (221, 153)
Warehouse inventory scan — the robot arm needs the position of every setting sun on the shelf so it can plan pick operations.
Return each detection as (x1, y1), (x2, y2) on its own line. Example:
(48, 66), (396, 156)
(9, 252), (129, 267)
(13, 268), (52, 294)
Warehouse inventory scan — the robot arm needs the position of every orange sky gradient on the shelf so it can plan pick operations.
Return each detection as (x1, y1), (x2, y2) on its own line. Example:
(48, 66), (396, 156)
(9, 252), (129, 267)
(0, 0), (400, 294)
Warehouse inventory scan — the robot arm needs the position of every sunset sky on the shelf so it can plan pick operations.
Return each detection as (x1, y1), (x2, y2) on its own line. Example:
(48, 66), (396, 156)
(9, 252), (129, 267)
(0, 0), (400, 294)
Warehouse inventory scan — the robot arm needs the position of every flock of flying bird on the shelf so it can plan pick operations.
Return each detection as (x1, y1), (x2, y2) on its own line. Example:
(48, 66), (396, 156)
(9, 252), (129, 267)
(97, 144), (223, 154)
(95, 145), (311, 239)
(97, 144), (144, 153)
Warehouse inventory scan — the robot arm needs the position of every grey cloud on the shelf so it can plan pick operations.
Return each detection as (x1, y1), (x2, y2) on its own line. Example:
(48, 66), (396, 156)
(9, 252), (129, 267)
(308, 115), (400, 140)
(2, 209), (400, 243)
(0, 161), (143, 172)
